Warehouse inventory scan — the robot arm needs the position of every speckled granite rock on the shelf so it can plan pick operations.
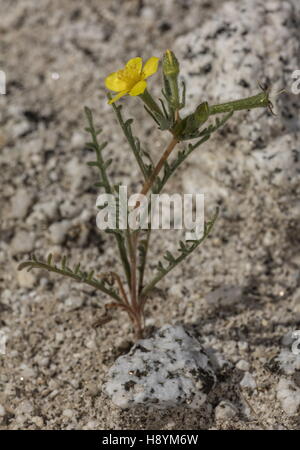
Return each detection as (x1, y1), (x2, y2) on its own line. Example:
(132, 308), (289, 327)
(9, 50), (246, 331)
(275, 333), (300, 416)
(176, 0), (299, 138)
(277, 378), (300, 416)
(175, 0), (300, 204)
(276, 332), (300, 376)
(104, 325), (216, 409)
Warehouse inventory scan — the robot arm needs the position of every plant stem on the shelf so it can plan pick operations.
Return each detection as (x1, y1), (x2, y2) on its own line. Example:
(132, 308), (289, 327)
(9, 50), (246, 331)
(139, 89), (164, 118)
(134, 318), (144, 339)
(128, 136), (179, 327)
(130, 231), (139, 312)
(134, 114), (180, 301)
(138, 229), (151, 294)
(115, 236), (132, 288)
(126, 117), (179, 335)
(107, 272), (130, 307)
(140, 136), (179, 198)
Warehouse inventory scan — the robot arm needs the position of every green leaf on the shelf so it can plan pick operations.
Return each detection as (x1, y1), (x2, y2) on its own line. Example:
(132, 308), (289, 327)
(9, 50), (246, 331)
(17, 254), (123, 303)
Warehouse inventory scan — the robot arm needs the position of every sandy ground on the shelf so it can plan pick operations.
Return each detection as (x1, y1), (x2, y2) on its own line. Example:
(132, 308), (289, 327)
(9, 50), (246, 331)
(0, 0), (300, 429)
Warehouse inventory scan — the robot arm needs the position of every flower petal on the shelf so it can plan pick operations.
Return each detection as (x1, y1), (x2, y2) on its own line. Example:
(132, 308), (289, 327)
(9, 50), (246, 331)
(105, 72), (127, 92)
(108, 91), (127, 104)
(129, 80), (147, 96)
(126, 57), (143, 76)
(142, 56), (159, 79)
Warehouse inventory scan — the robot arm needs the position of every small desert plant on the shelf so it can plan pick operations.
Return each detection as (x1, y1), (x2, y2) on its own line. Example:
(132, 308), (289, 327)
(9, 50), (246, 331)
(18, 51), (272, 339)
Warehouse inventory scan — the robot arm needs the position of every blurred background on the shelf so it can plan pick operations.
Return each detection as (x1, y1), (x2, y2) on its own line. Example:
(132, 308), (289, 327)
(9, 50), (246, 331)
(0, 0), (300, 430)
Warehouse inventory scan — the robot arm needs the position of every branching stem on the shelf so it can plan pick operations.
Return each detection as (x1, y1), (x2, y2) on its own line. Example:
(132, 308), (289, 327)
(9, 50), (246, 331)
(139, 136), (179, 198)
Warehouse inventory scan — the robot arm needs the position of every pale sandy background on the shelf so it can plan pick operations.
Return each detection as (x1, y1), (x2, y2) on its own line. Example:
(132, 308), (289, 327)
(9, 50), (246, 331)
(0, 0), (300, 429)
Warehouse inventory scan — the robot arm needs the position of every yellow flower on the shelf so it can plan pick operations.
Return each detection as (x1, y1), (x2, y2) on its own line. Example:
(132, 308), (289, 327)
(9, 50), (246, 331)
(105, 56), (159, 104)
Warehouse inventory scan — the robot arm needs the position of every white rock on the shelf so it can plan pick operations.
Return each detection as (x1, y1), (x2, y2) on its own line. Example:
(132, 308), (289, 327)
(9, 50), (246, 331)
(48, 220), (71, 244)
(140, 6), (155, 21)
(215, 400), (238, 420)
(11, 121), (31, 138)
(70, 379), (80, 389)
(65, 157), (89, 191)
(64, 296), (84, 311)
(11, 231), (35, 255)
(207, 350), (231, 371)
(84, 420), (99, 430)
(55, 332), (64, 343)
(0, 404), (5, 416)
(19, 363), (36, 379)
(49, 389), (59, 399)
(281, 331), (297, 347)
(104, 324), (216, 409)
(168, 283), (183, 298)
(240, 372), (257, 390)
(27, 138), (43, 154)
(17, 268), (35, 288)
(251, 134), (300, 187)
(16, 400), (34, 415)
(238, 341), (249, 352)
(277, 378), (300, 416)
(31, 416), (44, 427)
(275, 348), (300, 376)
(0, 251), (5, 264)
(85, 338), (97, 350)
(236, 359), (250, 371)
(56, 283), (70, 301)
(10, 189), (33, 219)
(176, 0), (298, 135)
(34, 356), (50, 367)
(71, 131), (85, 148)
(176, 0), (299, 200)
(62, 409), (74, 418)
(34, 200), (58, 221)
(59, 199), (82, 219)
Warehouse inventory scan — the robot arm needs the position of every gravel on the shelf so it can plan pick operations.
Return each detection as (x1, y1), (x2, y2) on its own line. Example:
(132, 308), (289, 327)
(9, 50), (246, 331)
(1, 0), (300, 430)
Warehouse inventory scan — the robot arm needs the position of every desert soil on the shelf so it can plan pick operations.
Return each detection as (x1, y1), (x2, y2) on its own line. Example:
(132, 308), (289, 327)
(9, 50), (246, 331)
(0, 0), (300, 429)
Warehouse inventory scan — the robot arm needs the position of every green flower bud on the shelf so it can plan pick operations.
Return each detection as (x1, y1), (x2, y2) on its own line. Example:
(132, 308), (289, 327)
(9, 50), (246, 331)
(162, 50), (180, 78)
(162, 50), (180, 111)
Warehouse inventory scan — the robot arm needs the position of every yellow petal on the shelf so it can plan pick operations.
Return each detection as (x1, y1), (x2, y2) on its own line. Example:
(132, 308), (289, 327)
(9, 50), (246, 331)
(108, 91), (127, 104)
(129, 80), (147, 96)
(142, 56), (159, 79)
(105, 72), (127, 92)
(126, 57), (143, 75)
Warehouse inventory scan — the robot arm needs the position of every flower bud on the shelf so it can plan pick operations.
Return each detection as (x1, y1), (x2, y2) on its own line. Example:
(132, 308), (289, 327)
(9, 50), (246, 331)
(162, 50), (180, 78)
(163, 50), (180, 111)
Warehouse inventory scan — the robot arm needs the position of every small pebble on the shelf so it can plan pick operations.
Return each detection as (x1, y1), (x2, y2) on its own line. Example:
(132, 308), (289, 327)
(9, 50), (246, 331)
(0, 404), (6, 417)
(10, 189), (33, 219)
(215, 401), (238, 420)
(236, 359), (250, 371)
(277, 378), (300, 416)
(240, 372), (257, 390)
(31, 416), (44, 427)
(11, 231), (35, 255)
(62, 409), (74, 418)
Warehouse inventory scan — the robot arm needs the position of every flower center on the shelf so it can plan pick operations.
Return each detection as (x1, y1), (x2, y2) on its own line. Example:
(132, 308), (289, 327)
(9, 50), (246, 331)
(117, 66), (142, 90)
